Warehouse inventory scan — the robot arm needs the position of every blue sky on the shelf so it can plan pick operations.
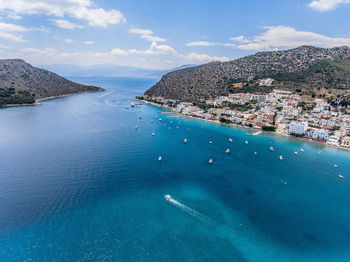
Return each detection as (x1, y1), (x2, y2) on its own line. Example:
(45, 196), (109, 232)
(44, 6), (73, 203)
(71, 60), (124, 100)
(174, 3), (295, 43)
(0, 0), (349, 69)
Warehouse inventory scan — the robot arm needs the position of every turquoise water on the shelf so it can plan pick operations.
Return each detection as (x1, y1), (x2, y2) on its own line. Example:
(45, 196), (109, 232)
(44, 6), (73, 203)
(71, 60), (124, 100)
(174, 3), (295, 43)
(0, 76), (350, 261)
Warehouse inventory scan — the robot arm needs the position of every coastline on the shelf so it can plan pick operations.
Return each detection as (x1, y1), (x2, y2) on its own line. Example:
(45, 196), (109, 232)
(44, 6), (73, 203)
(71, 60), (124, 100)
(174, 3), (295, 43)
(136, 98), (350, 152)
(1, 89), (105, 109)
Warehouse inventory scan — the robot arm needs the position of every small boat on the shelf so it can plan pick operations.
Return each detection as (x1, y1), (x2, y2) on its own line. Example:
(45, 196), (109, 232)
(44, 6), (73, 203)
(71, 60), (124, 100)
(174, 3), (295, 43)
(135, 125), (138, 129)
(184, 139), (188, 144)
(300, 148), (304, 152)
(338, 175), (344, 179)
(229, 138), (233, 143)
(158, 156), (162, 161)
(225, 149), (230, 154)
(165, 195), (173, 201)
(209, 158), (213, 164)
(254, 152), (258, 155)
(155, 116), (158, 119)
(152, 132), (155, 136)
(176, 126), (179, 129)
(170, 121), (173, 124)
(159, 118), (162, 121)
(279, 155), (283, 160)
(294, 151), (298, 155)
(270, 147), (274, 152)
(209, 141), (213, 144)
(245, 140), (248, 145)
(334, 164), (338, 168)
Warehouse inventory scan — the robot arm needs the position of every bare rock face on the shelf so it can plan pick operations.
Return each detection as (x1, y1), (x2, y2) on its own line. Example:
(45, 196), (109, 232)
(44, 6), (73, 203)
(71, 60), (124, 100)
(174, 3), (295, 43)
(0, 59), (104, 101)
(145, 46), (350, 101)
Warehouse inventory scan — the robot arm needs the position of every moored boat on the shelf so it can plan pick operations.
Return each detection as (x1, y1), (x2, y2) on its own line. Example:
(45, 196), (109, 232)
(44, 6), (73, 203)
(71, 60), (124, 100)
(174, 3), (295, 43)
(225, 149), (230, 154)
(270, 146), (274, 152)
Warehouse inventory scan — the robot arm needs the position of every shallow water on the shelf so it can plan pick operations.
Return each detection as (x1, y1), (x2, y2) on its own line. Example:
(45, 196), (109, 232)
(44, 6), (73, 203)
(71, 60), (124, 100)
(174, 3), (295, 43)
(0, 76), (349, 261)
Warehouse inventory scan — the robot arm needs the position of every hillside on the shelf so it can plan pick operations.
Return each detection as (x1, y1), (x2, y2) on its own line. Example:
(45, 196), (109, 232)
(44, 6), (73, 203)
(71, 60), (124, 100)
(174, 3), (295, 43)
(144, 46), (350, 101)
(0, 59), (104, 106)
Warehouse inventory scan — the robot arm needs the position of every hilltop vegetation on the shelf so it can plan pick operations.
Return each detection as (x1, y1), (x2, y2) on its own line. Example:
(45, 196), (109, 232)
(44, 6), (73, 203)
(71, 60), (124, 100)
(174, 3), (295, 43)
(0, 88), (35, 106)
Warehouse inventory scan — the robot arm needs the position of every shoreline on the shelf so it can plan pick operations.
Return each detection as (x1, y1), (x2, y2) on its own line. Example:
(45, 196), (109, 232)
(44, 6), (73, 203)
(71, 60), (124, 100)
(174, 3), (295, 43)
(1, 89), (104, 109)
(136, 98), (350, 152)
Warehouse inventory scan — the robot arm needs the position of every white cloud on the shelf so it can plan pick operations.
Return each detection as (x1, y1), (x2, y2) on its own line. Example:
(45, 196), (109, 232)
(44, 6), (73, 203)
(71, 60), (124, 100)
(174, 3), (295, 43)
(0, 32), (26, 42)
(0, 22), (27, 32)
(64, 38), (73, 43)
(308, 0), (350, 11)
(229, 36), (250, 43)
(140, 35), (166, 42)
(50, 19), (83, 30)
(0, 0), (125, 27)
(185, 41), (216, 47)
(129, 28), (153, 35)
(110, 48), (128, 56)
(235, 25), (350, 50)
(84, 41), (94, 45)
(0, 22), (28, 42)
(184, 52), (229, 62)
(129, 28), (166, 42)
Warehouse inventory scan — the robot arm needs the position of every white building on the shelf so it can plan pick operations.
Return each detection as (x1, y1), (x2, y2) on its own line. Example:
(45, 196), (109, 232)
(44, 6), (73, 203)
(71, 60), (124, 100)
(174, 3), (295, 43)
(289, 121), (308, 135)
(327, 135), (340, 146)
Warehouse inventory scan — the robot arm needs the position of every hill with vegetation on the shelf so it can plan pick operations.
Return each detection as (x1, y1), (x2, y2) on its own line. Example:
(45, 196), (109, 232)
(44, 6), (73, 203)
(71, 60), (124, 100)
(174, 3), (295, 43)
(0, 59), (104, 106)
(144, 46), (350, 101)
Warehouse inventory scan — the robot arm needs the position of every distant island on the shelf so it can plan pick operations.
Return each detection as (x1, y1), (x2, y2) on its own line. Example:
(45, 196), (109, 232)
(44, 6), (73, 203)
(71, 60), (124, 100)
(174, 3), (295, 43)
(139, 46), (350, 150)
(0, 59), (104, 107)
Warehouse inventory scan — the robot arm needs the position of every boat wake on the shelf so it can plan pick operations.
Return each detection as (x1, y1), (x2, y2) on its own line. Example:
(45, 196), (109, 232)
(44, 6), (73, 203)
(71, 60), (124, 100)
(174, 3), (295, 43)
(165, 195), (215, 224)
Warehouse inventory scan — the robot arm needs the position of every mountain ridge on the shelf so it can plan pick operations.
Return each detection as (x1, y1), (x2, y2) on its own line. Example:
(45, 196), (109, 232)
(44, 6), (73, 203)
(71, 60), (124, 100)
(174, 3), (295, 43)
(144, 46), (350, 101)
(0, 59), (104, 106)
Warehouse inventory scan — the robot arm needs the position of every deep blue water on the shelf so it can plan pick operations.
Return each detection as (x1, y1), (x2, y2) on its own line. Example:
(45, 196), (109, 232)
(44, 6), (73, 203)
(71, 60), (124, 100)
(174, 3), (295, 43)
(0, 76), (350, 261)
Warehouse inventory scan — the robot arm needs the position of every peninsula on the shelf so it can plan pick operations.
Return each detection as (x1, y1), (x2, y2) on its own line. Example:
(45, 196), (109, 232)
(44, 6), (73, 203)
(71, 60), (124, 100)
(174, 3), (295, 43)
(0, 59), (104, 107)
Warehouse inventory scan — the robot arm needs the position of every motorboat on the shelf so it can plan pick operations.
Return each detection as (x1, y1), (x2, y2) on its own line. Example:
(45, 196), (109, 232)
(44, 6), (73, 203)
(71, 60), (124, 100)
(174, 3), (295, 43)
(279, 155), (283, 160)
(229, 138), (233, 143)
(184, 139), (188, 144)
(209, 158), (213, 164)
(270, 146), (274, 152)
(165, 195), (173, 201)
(158, 156), (162, 161)
(225, 149), (230, 154)
(245, 140), (248, 145)
(300, 148), (304, 152)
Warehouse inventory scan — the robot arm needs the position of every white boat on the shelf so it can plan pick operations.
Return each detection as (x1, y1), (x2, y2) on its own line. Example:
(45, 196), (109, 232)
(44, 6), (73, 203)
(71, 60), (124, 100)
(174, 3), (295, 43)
(170, 121), (173, 123)
(225, 149), (230, 154)
(165, 194), (173, 201)
(135, 125), (138, 129)
(152, 132), (155, 136)
(254, 152), (258, 155)
(270, 146), (274, 152)
(184, 139), (188, 144)
(300, 148), (304, 152)
(158, 156), (162, 161)
(159, 118), (162, 121)
(209, 141), (213, 144)
(209, 158), (213, 164)
(338, 175), (344, 179)
(279, 155), (283, 160)
(334, 164), (338, 168)
(229, 138), (233, 142)
(155, 116), (158, 119)
(245, 140), (248, 145)
(294, 151), (298, 155)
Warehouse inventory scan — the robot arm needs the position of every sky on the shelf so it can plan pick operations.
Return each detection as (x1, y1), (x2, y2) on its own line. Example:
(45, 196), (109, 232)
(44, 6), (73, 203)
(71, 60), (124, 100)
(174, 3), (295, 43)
(0, 0), (349, 70)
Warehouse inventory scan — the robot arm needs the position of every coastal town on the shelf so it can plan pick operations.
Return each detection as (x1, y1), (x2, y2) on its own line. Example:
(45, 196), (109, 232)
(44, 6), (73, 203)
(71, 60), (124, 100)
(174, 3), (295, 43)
(138, 78), (350, 150)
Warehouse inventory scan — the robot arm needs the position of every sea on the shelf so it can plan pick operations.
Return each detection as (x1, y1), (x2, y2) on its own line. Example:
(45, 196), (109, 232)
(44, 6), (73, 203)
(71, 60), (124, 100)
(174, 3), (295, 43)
(0, 76), (350, 262)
